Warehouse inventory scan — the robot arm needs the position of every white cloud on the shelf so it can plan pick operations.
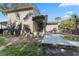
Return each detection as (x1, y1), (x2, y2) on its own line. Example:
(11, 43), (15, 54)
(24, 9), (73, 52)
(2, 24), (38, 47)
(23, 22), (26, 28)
(41, 9), (46, 12)
(65, 11), (73, 15)
(64, 15), (69, 18)
(64, 11), (74, 18)
(58, 3), (79, 7)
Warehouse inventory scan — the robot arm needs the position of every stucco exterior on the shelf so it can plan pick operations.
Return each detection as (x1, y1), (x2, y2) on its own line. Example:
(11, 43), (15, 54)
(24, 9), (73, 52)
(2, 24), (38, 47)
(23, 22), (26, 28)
(5, 6), (42, 35)
(46, 23), (58, 32)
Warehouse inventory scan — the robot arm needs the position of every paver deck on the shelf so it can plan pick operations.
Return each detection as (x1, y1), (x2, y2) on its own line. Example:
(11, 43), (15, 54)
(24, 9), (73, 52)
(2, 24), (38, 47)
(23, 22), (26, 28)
(42, 33), (79, 47)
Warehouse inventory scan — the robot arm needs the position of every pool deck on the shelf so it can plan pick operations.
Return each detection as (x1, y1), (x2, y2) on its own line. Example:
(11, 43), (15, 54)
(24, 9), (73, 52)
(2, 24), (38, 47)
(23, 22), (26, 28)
(42, 33), (79, 47)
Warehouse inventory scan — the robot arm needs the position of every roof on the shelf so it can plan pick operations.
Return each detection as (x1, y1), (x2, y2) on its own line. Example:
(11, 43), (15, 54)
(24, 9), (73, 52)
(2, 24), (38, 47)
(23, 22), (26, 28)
(47, 22), (58, 25)
(33, 15), (46, 19)
(4, 6), (37, 13)
(32, 15), (48, 21)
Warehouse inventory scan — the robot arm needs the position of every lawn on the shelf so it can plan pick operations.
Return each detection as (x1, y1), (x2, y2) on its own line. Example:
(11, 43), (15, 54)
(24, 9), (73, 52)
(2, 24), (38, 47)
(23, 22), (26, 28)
(0, 35), (45, 56)
(0, 42), (45, 56)
(0, 34), (7, 46)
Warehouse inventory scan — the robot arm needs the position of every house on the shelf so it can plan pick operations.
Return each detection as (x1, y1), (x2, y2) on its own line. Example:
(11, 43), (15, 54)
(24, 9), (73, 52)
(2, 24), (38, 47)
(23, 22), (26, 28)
(4, 5), (47, 36)
(46, 22), (58, 32)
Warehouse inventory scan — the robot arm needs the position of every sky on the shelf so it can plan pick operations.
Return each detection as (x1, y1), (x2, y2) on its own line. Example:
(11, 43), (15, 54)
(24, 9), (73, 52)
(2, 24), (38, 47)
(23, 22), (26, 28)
(0, 3), (79, 22)
(35, 3), (79, 22)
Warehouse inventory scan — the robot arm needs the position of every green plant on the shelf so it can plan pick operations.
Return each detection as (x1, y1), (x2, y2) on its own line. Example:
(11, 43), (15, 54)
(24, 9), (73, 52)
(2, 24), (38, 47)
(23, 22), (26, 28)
(0, 42), (45, 56)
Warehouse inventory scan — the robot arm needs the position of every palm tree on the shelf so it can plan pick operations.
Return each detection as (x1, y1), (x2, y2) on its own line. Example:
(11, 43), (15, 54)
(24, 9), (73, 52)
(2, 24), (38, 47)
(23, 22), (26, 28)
(55, 16), (62, 23)
(0, 3), (9, 15)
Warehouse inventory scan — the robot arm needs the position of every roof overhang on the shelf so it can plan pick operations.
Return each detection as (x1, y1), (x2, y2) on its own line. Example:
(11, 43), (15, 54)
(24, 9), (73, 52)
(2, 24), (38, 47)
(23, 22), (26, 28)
(32, 15), (47, 21)
(4, 6), (35, 13)
(47, 22), (58, 25)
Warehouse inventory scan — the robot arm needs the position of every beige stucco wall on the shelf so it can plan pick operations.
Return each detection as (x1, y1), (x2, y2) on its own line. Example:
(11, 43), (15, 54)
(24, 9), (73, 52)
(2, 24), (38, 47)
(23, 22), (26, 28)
(22, 17), (33, 32)
(46, 24), (58, 32)
(19, 10), (34, 32)
(19, 10), (33, 20)
(7, 12), (18, 23)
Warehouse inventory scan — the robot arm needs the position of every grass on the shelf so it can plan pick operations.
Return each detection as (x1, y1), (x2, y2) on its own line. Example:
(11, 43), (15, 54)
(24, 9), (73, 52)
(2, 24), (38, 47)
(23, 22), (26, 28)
(0, 34), (45, 56)
(0, 42), (45, 56)
(64, 35), (79, 42)
(0, 34), (7, 45)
